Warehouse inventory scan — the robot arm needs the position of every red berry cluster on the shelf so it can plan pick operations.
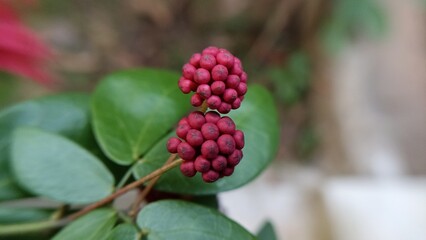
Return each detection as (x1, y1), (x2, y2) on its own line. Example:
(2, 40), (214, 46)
(178, 46), (248, 114)
(168, 46), (247, 183)
(167, 111), (244, 183)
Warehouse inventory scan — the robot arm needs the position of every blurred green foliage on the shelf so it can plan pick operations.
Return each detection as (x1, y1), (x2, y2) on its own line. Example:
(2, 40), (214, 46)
(296, 126), (318, 160)
(321, 0), (387, 52)
(0, 73), (18, 108)
(267, 52), (310, 106)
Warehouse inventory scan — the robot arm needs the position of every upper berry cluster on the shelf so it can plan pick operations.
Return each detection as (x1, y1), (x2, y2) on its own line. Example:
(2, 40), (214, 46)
(178, 46), (248, 114)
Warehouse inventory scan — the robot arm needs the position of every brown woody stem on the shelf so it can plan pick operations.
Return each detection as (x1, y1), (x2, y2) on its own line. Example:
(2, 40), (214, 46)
(66, 158), (183, 221)
(128, 153), (177, 218)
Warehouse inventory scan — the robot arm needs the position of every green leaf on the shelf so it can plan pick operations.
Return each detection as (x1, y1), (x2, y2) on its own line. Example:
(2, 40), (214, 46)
(92, 68), (191, 165)
(257, 221), (277, 240)
(11, 128), (114, 204)
(0, 93), (94, 201)
(0, 93), (94, 151)
(191, 195), (219, 209)
(133, 85), (279, 195)
(137, 200), (255, 240)
(0, 173), (27, 201)
(53, 208), (117, 240)
(106, 223), (140, 240)
(0, 208), (51, 224)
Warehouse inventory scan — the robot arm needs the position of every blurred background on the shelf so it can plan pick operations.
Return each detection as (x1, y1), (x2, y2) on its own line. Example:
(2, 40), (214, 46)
(1, 0), (426, 239)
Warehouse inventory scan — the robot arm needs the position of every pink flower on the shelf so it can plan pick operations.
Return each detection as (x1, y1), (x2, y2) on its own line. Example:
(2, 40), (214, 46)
(0, 0), (54, 85)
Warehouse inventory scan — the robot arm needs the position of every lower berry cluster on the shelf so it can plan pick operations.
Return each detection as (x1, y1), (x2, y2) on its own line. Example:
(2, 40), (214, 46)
(167, 111), (244, 182)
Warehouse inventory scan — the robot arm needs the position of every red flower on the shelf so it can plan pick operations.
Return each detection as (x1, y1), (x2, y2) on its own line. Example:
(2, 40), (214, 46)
(0, 0), (54, 85)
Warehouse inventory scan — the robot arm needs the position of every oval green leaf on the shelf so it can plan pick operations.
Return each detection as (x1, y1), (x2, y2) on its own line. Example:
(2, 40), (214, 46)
(106, 223), (140, 240)
(0, 93), (94, 201)
(11, 128), (115, 204)
(53, 208), (117, 240)
(137, 200), (255, 240)
(0, 173), (27, 201)
(0, 93), (94, 152)
(133, 85), (279, 194)
(92, 68), (191, 165)
(0, 208), (51, 224)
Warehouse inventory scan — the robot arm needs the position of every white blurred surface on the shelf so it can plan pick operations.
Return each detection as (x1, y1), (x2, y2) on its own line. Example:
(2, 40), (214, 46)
(219, 164), (320, 240)
(220, 163), (426, 240)
(323, 178), (426, 240)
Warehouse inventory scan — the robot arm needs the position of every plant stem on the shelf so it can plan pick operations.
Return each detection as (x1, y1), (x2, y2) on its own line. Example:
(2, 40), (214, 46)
(0, 158), (183, 236)
(0, 220), (61, 236)
(128, 154), (177, 218)
(200, 101), (208, 113)
(116, 164), (137, 189)
(66, 158), (183, 221)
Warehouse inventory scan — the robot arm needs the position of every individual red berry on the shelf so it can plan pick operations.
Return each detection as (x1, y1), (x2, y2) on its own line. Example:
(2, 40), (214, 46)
(186, 129), (204, 147)
(182, 63), (196, 80)
(201, 140), (219, 159)
(227, 149), (243, 166)
(233, 130), (245, 149)
(178, 117), (189, 126)
(194, 156), (211, 173)
(226, 75), (240, 89)
(200, 54), (217, 70)
(189, 53), (201, 67)
(190, 82), (198, 92)
(178, 78), (193, 94)
(211, 64), (228, 81)
(212, 155), (227, 171)
(240, 72), (247, 83)
(216, 52), (235, 69)
(217, 102), (231, 114)
(202, 170), (220, 182)
(177, 142), (196, 160)
(176, 124), (191, 139)
(217, 116), (236, 134)
(196, 84), (212, 99)
(205, 111), (221, 124)
(223, 88), (238, 103)
(231, 63), (243, 75)
(234, 57), (241, 65)
(217, 134), (236, 155)
(188, 111), (206, 130)
(202, 46), (219, 56)
(207, 95), (221, 109)
(166, 137), (181, 153)
(236, 82), (247, 96)
(194, 68), (211, 84)
(191, 93), (203, 107)
(219, 48), (230, 54)
(187, 111), (206, 130)
(222, 166), (234, 176)
(231, 98), (241, 109)
(211, 81), (226, 95)
(180, 161), (196, 177)
(201, 122), (220, 140)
